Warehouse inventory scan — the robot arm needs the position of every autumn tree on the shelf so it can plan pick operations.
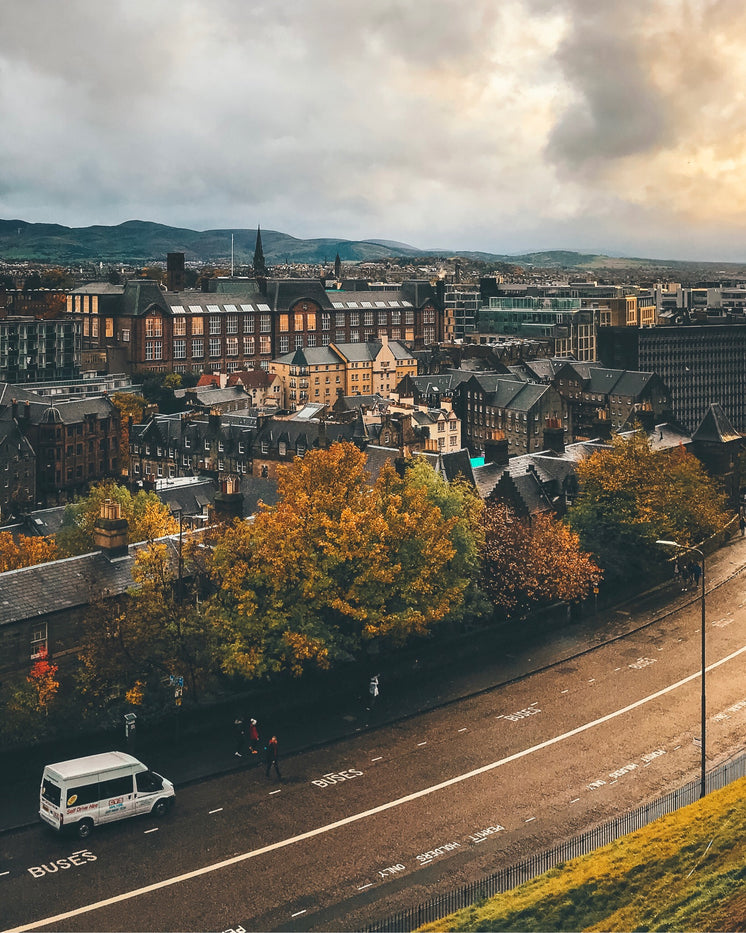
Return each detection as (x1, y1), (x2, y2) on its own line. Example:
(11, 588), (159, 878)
(568, 431), (730, 586)
(206, 443), (475, 680)
(0, 532), (57, 572)
(56, 480), (178, 557)
(111, 392), (147, 476)
(76, 534), (215, 713)
(481, 504), (601, 616)
(27, 648), (60, 714)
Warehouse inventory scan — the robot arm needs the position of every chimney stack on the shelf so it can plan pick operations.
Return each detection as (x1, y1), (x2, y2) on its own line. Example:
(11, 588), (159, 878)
(211, 473), (244, 523)
(166, 252), (185, 292)
(543, 417), (565, 454)
(93, 499), (129, 559)
(484, 430), (509, 465)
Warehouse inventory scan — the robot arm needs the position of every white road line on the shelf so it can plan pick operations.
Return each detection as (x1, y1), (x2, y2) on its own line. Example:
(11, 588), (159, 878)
(372, 756), (383, 762)
(291, 909), (307, 918)
(357, 883), (373, 890)
(570, 798), (580, 804)
(270, 790), (282, 795)
(561, 689), (569, 694)
(8, 642), (745, 933)
(524, 817), (536, 823)
(0, 871), (9, 878)
(144, 828), (159, 834)
(614, 668), (621, 672)
(417, 741), (427, 747)
(458, 728), (468, 733)
(209, 808), (223, 814)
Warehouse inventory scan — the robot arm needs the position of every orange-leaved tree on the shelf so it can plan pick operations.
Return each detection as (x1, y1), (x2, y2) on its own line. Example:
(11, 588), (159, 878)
(481, 503), (601, 616)
(0, 532), (57, 572)
(27, 648), (60, 714)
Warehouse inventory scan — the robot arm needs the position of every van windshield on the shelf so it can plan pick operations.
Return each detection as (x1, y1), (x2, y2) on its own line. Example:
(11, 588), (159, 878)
(41, 778), (61, 807)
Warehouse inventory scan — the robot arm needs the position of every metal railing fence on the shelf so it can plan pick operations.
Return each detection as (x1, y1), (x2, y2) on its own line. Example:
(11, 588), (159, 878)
(367, 751), (746, 932)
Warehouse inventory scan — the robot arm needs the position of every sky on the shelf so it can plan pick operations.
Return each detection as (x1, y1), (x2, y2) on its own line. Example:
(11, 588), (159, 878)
(2, 0), (746, 262)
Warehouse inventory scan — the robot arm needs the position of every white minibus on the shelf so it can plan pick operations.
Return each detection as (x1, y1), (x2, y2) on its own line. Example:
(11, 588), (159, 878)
(39, 751), (175, 839)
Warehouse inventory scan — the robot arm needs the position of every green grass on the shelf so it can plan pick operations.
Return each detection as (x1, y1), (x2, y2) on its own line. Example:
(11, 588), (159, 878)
(418, 776), (746, 932)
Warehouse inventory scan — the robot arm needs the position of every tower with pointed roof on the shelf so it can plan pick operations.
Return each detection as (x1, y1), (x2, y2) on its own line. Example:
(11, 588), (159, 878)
(253, 226), (267, 277)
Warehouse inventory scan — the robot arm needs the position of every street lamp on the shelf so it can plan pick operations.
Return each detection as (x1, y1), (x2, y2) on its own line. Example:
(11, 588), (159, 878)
(656, 539), (706, 798)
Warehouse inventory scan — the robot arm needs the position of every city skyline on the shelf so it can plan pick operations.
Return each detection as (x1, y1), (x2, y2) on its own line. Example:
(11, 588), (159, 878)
(2, 0), (745, 263)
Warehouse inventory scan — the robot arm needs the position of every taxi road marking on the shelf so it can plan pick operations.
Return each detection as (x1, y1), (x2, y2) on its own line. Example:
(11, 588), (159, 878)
(9, 642), (746, 933)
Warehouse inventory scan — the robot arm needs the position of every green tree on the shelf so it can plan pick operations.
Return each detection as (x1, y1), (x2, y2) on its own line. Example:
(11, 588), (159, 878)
(568, 431), (730, 586)
(56, 480), (178, 557)
(481, 504), (601, 616)
(206, 443), (472, 679)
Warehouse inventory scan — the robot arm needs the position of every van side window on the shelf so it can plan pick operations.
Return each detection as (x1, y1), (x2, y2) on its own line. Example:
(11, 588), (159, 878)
(100, 776), (133, 799)
(136, 771), (163, 793)
(67, 783), (99, 807)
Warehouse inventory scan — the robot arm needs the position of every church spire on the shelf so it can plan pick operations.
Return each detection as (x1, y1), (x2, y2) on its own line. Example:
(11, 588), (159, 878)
(253, 225), (267, 277)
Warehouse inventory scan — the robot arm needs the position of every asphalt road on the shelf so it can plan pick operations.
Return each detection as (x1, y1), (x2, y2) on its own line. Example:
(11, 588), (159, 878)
(2, 578), (745, 933)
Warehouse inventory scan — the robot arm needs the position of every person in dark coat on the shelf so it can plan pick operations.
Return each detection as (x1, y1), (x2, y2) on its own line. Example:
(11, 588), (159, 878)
(233, 716), (245, 757)
(265, 735), (281, 779)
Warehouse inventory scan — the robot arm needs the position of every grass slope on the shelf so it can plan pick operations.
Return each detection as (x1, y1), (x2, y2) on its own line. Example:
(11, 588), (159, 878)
(419, 776), (746, 932)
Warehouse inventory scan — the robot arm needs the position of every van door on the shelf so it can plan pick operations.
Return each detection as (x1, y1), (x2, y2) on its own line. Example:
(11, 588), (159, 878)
(134, 770), (166, 815)
(97, 773), (136, 823)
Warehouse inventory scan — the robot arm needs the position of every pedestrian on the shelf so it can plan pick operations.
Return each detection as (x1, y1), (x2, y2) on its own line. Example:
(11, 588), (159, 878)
(689, 560), (702, 587)
(680, 560), (691, 591)
(367, 674), (380, 711)
(233, 715), (245, 757)
(740, 505), (746, 537)
(264, 735), (281, 779)
(248, 718), (260, 755)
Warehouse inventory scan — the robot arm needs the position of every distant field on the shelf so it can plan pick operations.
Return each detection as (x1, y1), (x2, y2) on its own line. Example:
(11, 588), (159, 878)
(418, 776), (746, 932)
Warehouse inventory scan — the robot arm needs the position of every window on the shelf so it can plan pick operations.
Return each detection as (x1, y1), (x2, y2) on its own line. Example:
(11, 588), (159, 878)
(260, 335), (271, 354)
(105, 318), (114, 338)
(295, 335), (304, 349)
(279, 314), (289, 333)
(226, 337), (238, 356)
(173, 317), (186, 337)
(279, 441), (287, 456)
(321, 313), (331, 331)
(226, 316), (238, 334)
(173, 339), (186, 359)
(336, 312), (346, 327)
(209, 316), (221, 335)
(243, 314), (254, 332)
(243, 335), (255, 356)
(191, 316), (204, 336)
(294, 313), (304, 331)
(364, 311), (374, 326)
(280, 336), (289, 353)
(378, 311), (387, 324)
(306, 312), (316, 330)
(260, 315), (271, 333)
(31, 622), (47, 659)
(145, 316), (163, 337)
(405, 310), (414, 324)
(350, 312), (359, 326)
(192, 338), (204, 357)
(121, 328), (130, 342)
(336, 330), (345, 343)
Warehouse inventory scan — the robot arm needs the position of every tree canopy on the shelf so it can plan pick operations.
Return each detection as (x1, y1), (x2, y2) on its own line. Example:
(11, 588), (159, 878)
(568, 432), (730, 586)
(56, 480), (178, 557)
(207, 443), (478, 679)
(481, 503), (601, 616)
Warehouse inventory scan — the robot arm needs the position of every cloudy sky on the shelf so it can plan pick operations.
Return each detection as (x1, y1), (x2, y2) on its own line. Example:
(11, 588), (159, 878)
(2, 0), (745, 260)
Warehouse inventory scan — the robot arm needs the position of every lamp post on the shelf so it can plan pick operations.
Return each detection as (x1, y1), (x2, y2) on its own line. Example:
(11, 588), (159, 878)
(656, 539), (706, 798)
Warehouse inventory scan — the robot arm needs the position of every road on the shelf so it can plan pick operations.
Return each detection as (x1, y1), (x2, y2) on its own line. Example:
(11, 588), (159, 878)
(2, 578), (745, 933)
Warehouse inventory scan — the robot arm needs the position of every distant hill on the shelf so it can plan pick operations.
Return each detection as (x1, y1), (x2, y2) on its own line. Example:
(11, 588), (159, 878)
(2, 219), (746, 279)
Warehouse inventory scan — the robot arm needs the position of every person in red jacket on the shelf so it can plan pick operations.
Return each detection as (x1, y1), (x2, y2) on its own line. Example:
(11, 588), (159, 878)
(265, 735), (281, 779)
(248, 718), (260, 754)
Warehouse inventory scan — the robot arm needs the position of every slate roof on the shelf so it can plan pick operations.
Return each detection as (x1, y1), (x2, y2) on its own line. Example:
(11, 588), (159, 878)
(332, 340), (413, 362)
(691, 404), (742, 444)
(263, 279), (335, 311)
(274, 346), (341, 366)
(122, 280), (169, 317)
(406, 372), (473, 395)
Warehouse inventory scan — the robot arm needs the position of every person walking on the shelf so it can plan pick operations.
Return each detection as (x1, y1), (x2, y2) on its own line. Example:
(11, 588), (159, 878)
(248, 718), (260, 755)
(233, 716), (245, 757)
(690, 559), (702, 588)
(367, 674), (380, 711)
(265, 735), (281, 779)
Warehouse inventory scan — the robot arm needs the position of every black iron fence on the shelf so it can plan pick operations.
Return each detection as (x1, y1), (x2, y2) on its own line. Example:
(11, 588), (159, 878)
(366, 751), (746, 932)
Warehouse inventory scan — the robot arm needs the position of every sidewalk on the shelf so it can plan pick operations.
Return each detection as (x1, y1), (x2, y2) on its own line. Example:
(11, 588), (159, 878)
(4, 533), (745, 836)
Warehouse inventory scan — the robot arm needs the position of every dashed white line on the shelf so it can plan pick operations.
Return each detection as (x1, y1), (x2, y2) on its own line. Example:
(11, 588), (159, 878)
(673, 745), (682, 750)
(209, 808), (223, 814)
(291, 910), (307, 918)
(570, 798), (580, 804)
(525, 817), (536, 823)
(458, 728), (468, 733)
(357, 883), (373, 891)
(588, 678), (596, 684)
(614, 668), (621, 672)
(269, 789), (281, 795)
(144, 828), (159, 834)
(0, 871), (9, 878)
(561, 689), (569, 694)
(13, 643), (745, 933)
(417, 741), (427, 747)
(371, 756), (383, 762)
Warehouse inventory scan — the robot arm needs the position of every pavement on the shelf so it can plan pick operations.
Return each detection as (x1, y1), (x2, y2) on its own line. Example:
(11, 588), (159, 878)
(4, 530), (746, 836)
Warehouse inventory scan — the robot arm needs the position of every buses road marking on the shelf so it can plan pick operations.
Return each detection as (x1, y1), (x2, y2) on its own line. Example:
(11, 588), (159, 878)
(8, 642), (746, 933)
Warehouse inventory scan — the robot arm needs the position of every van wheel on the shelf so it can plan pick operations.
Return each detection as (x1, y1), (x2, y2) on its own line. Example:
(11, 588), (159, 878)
(152, 799), (170, 818)
(76, 818), (94, 840)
